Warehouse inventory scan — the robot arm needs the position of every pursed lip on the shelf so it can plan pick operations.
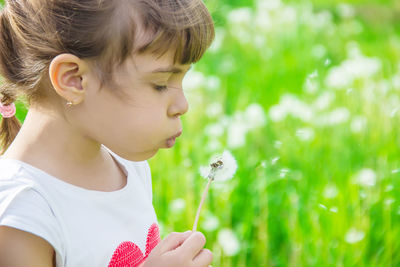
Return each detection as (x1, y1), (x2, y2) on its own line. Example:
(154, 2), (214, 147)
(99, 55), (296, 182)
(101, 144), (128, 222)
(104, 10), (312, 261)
(168, 130), (182, 140)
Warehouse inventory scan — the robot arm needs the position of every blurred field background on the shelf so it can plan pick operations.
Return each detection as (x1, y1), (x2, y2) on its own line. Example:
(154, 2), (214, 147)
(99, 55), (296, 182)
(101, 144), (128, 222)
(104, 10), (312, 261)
(151, 0), (400, 266)
(3, 0), (400, 266)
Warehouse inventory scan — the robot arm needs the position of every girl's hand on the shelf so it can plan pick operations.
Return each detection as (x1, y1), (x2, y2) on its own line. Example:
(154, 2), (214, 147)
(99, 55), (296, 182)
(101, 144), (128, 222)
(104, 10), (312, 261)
(143, 231), (213, 267)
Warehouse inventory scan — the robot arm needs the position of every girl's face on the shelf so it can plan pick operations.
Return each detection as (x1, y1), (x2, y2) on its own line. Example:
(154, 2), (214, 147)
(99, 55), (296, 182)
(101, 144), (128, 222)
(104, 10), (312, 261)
(72, 50), (191, 161)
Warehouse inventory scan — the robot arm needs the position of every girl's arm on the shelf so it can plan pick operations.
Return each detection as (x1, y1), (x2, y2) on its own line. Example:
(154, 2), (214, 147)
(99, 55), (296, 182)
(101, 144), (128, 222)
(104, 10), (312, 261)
(0, 226), (55, 267)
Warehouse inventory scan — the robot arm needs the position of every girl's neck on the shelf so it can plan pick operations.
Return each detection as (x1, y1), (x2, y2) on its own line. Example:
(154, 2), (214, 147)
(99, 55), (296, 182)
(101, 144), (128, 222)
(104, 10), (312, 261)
(3, 108), (127, 192)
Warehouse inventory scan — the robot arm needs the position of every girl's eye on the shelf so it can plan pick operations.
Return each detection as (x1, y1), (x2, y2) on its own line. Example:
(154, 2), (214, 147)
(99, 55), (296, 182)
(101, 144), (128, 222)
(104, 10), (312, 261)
(153, 84), (168, 91)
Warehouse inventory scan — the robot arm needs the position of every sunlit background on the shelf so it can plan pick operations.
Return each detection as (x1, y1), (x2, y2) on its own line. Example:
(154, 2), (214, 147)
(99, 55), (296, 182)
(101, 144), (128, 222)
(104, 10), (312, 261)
(3, 0), (400, 266)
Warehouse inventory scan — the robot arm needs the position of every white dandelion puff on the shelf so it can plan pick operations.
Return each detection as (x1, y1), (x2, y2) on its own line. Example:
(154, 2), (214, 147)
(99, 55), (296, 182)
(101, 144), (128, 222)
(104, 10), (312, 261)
(350, 116), (367, 134)
(313, 91), (335, 111)
(206, 102), (223, 118)
(203, 213), (220, 232)
(345, 228), (365, 244)
(182, 69), (206, 90)
(315, 107), (350, 126)
(244, 103), (267, 129)
(217, 228), (240, 256)
(199, 150), (238, 182)
(227, 121), (247, 148)
(206, 76), (221, 91)
(323, 184), (339, 199)
(194, 151), (238, 231)
(169, 198), (186, 213)
(353, 168), (377, 187)
(205, 123), (225, 138)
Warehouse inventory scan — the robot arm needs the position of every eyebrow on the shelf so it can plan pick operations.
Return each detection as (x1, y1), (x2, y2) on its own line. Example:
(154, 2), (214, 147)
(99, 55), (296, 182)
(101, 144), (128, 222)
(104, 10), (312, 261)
(151, 65), (192, 74)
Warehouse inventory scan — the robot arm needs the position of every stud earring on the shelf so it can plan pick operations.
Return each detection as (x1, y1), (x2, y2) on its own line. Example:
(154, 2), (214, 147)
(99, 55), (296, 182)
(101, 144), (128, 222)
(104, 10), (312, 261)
(66, 100), (74, 107)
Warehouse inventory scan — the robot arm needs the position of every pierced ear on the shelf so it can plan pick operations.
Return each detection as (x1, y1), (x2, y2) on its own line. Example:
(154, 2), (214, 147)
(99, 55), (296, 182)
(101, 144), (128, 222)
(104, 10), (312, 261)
(49, 54), (88, 105)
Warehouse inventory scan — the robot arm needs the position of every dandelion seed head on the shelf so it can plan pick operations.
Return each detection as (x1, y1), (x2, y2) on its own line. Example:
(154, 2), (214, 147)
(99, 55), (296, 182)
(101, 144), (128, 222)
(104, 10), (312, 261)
(217, 228), (240, 256)
(315, 107), (350, 126)
(244, 103), (267, 129)
(199, 150), (238, 182)
(205, 123), (225, 138)
(313, 91), (335, 111)
(227, 121), (247, 148)
(269, 94), (313, 122)
(323, 184), (339, 199)
(182, 69), (206, 90)
(325, 51), (382, 89)
(206, 76), (221, 91)
(353, 168), (377, 187)
(169, 198), (186, 213)
(202, 213), (220, 232)
(345, 228), (365, 244)
(227, 7), (253, 25)
(350, 116), (367, 134)
(206, 102), (223, 118)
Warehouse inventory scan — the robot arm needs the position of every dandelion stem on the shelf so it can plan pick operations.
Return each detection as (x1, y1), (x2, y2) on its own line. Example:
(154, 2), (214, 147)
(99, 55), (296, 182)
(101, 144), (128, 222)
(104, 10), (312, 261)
(193, 177), (213, 231)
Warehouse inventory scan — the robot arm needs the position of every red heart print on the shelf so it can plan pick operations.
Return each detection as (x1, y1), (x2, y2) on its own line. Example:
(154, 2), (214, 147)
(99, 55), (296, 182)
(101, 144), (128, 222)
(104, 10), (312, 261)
(108, 223), (161, 267)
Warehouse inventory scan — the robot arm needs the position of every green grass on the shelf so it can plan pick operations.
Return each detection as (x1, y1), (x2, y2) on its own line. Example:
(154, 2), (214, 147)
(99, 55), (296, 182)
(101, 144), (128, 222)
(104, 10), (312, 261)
(3, 0), (400, 266)
(149, 0), (400, 266)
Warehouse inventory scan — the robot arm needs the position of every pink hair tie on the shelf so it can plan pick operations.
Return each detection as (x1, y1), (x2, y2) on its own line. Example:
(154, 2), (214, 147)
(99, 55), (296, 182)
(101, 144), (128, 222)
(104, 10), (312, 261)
(0, 102), (16, 118)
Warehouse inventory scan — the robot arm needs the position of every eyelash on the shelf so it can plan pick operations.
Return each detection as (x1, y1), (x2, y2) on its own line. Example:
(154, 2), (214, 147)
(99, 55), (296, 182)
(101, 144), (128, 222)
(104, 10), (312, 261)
(153, 84), (168, 92)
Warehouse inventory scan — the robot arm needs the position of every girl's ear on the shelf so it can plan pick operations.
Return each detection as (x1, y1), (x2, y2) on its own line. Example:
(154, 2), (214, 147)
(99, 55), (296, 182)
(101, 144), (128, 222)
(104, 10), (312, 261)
(49, 53), (88, 105)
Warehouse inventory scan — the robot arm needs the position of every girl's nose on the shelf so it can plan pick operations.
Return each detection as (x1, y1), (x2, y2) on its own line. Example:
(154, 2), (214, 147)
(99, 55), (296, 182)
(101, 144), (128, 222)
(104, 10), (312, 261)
(168, 89), (189, 118)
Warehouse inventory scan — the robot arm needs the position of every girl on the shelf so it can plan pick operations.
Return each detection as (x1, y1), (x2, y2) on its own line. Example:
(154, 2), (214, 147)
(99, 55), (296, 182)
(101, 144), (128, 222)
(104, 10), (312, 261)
(0, 0), (214, 266)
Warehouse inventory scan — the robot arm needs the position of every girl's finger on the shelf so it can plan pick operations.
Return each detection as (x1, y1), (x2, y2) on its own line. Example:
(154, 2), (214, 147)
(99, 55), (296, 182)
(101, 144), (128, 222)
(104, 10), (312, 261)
(192, 248), (213, 267)
(179, 231), (206, 259)
(159, 231), (192, 254)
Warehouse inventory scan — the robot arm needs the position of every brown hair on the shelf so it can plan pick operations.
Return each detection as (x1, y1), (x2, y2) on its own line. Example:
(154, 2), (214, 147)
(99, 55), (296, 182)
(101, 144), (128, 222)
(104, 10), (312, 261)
(0, 0), (215, 154)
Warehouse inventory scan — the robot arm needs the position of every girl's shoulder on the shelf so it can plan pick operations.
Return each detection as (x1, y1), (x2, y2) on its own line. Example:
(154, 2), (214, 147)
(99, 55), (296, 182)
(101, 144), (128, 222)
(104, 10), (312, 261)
(0, 158), (65, 265)
(0, 157), (39, 192)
